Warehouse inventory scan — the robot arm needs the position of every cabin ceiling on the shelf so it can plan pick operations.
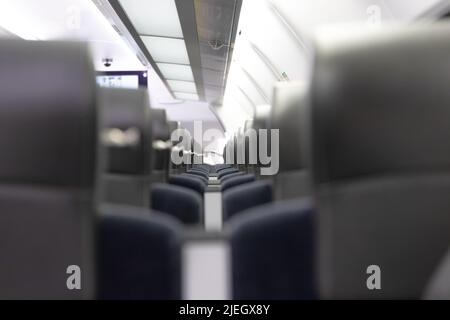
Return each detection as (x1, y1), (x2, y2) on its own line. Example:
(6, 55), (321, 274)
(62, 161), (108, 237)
(110, 0), (242, 105)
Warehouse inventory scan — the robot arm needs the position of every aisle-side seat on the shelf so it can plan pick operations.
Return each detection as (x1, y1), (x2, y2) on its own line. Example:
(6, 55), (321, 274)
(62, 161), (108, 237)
(271, 82), (311, 200)
(182, 172), (208, 183)
(220, 174), (255, 192)
(0, 40), (98, 299)
(191, 165), (210, 173)
(169, 174), (207, 195)
(229, 199), (315, 299)
(312, 24), (450, 299)
(222, 180), (273, 220)
(218, 168), (240, 179)
(98, 205), (182, 299)
(220, 171), (245, 182)
(150, 109), (170, 183)
(0, 40), (182, 299)
(99, 88), (152, 207)
(210, 164), (230, 173)
(151, 184), (202, 225)
(222, 83), (314, 298)
(189, 169), (210, 177)
(186, 169), (209, 180)
(216, 165), (232, 172)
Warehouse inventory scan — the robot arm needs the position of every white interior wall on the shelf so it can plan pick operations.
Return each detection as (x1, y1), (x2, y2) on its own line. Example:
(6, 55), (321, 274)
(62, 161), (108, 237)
(220, 0), (444, 135)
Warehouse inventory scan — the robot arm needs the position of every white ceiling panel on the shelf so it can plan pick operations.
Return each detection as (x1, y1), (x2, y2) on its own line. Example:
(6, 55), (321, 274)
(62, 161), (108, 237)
(167, 80), (197, 93)
(158, 63), (195, 81)
(118, 0), (183, 38)
(142, 36), (190, 64)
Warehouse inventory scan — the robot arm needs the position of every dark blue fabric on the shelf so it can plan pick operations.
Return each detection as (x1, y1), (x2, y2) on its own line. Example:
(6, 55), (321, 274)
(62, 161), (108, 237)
(216, 164), (232, 172)
(98, 205), (182, 300)
(186, 169), (209, 180)
(151, 183), (202, 225)
(229, 199), (316, 300)
(217, 168), (239, 178)
(192, 165), (211, 173)
(221, 174), (255, 192)
(169, 175), (206, 195)
(220, 171), (245, 182)
(223, 180), (273, 220)
(183, 172), (208, 183)
(190, 167), (209, 174)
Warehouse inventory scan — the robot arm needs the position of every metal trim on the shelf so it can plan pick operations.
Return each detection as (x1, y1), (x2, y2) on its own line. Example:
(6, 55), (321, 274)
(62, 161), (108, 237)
(175, 0), (206, 101)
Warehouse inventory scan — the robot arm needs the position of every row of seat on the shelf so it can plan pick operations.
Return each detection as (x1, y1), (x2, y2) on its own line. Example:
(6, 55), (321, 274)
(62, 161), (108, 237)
(222, 23), (450, 299)
(96, 83), (272, 227)
(96, 22), (450, 299)
(3, 22), (450, 299)
(0, 38), (276, 299)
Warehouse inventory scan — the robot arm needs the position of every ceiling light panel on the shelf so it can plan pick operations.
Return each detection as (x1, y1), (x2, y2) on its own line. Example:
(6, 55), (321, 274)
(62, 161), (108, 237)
(174, 92), (199, 101)
(118, 0), (183, 38)
(141, 36), (190, 65)
(167, 80), (197, 93)
(158, 63), (194, 82)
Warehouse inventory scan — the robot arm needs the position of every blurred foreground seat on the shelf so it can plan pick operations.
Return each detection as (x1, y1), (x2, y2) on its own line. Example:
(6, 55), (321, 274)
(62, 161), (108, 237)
(0, 40), (182, 300)
(312, 24), (450, 299)
(0, 40), (97, 299)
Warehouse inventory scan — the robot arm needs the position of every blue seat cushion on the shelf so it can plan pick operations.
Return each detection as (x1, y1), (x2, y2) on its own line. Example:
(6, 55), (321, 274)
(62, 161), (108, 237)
(223, 180), (273, 220)
(229, 199), (316, 299)
(98, 205), (182, 300)
(151, 183), (202, 225)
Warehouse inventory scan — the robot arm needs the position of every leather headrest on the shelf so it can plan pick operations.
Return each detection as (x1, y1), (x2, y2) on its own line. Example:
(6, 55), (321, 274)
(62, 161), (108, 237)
(272, 82), (309, 172)
(99, 88), (152, 175)
(311, 24), (450, 184)
(0, 40), (96, 187)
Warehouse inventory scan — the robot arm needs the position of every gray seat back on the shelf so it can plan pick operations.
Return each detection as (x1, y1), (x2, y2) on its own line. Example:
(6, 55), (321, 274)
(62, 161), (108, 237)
(99, 88), (152, 207)
(271, 82), (311, 200)
(0, 40), (97, 299)
(151, 109), (170, 182)
(311, 24), (450, 299)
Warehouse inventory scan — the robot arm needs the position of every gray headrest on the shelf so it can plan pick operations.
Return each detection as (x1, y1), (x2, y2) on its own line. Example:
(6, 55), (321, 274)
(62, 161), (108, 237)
(272, 82), (308, 172)
(312, 24), (450, 184)
(151, 108), (169, 141)
(312, 24), (450, 299)
(167, 121), (179, 136)
(99, 88), (152, 175)
(0, 40), (96, 187)
(0, 40), (97, 299)
(253, 105), (271, 131)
